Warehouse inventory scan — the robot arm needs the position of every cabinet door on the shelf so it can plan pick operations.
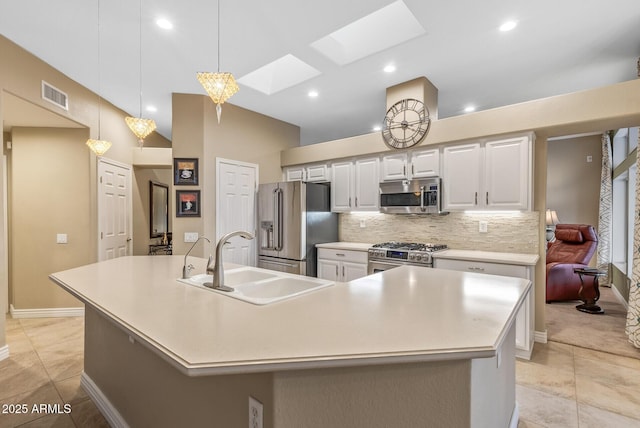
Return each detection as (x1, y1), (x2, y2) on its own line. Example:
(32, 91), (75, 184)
(331, 161), (353, 212)
(410, 149), (439, 178)
(354, 158), (380, 211)
(443, 143), (481, 210)
(342, 261), (369, 282)
(484, 137), (530, 210)
(284, 166), (305, 182)
(381, 153), (408, 181)
(317, 259), (340, 281)
(306, 164), (330, 182)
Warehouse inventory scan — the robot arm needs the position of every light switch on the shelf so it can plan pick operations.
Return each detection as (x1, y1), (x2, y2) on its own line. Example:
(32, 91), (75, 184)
(184, 232), (199, 243)
(56, 233), (68, 244)
(479, 221), (488, 233)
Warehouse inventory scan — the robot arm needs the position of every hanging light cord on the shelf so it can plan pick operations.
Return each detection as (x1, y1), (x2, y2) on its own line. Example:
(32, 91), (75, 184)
(138, 0), (143, 117)
(217, 0), (220, 73)
(97, 0), (102, 139)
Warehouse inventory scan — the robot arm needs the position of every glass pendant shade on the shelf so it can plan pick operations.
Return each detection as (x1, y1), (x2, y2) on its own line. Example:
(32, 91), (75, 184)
(197, 72), (239, 123)
(125, 116), (157, 145)
(86, 139), (112, 157)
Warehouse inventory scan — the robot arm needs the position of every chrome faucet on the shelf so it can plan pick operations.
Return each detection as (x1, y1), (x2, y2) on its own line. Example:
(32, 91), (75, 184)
(205, 231), (254, 291)
(182, 236), (211, 279)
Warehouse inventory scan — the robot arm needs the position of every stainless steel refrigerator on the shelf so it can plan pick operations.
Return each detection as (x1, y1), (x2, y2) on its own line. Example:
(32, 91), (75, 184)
(258, 181), (338, 277)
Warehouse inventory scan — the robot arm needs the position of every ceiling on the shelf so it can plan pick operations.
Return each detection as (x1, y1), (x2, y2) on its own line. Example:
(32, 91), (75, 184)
(1, 0), (639, 145)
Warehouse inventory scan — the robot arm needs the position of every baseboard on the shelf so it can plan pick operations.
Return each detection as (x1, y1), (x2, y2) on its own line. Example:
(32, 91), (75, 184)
(509, 402), (519, 428)
(610, 283), (629, 310)
(9, 304), (84, 319)
(0, 344), (9, 362)
(80, 372), (129, 428)
(534, 330), (548, 344)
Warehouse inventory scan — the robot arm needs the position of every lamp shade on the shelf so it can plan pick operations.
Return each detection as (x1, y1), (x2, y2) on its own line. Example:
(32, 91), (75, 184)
(545, 209), (560, 226)
(125, 116), (157, 144)
(86, 139), (112, 157)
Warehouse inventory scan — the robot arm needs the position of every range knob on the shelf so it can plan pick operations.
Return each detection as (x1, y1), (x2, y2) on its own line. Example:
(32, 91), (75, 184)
(415, 254), (422, 261)
(408, 254), (415, 260)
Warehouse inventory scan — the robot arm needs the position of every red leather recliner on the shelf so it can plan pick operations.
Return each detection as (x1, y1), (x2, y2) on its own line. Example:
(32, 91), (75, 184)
(546, 224), (598, 303)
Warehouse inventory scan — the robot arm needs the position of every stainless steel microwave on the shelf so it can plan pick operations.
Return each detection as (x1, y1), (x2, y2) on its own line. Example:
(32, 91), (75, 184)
(379, 178), (444, 214)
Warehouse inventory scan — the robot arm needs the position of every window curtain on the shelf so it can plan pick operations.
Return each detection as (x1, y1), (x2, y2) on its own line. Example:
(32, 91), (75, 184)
(627, 130), (640, 348)
(597, 133), (612, 285)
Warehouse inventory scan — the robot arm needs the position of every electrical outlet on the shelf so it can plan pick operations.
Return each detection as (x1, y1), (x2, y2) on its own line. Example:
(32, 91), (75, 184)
(586, 155), (593, 163)
(479, 221), (488, 233)
(359, 219), (366, 228)
(249, 396), (263, 428)
(56, 233), (68, 244)
(184, 232), (199, 243)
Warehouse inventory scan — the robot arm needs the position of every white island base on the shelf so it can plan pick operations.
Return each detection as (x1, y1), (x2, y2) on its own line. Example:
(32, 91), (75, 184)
(50, 256), (528, 428)
(82, 305), (518, 428)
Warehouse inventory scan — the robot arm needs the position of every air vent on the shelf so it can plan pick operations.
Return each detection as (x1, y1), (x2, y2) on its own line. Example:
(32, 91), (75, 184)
(41, 81), (68, 110)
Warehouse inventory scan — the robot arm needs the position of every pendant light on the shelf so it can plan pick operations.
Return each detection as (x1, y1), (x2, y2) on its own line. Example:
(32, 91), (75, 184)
(125, 0), (157, 147)
(196, 0), (239, 123)
(86, 0), (112, 157)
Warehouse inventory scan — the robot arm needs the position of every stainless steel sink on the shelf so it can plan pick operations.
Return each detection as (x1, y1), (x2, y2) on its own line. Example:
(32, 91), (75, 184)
(177, 266), (334, 305)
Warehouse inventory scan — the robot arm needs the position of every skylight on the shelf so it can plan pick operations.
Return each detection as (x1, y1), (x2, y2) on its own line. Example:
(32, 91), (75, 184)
(237, 54), (321, 95)
(310, 1), (425, 66)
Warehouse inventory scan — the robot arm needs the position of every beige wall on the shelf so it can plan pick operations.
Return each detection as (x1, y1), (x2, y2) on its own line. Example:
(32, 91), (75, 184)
(171, 93), (299, 256)
(9, 127), (91, 309)
(547, 134), (602, 231)
(0, 34), (171, 320)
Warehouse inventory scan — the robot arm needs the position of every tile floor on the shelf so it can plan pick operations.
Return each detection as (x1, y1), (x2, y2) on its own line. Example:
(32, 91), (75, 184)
(1, 316), (108, 428)
(2, 315), (640, 427)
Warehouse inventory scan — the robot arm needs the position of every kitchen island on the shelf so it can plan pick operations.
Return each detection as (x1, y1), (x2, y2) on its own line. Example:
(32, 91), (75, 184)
(50, 255), (531, 428)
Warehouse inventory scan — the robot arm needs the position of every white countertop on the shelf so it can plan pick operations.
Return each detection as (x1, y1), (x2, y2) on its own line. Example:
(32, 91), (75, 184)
(316, 242), (372, 251)
(433, 249), (539, 266)
(50, 256), (530, 376)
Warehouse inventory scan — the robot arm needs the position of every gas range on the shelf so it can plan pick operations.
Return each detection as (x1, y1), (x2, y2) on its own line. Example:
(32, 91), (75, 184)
(367, 242), (448, 274)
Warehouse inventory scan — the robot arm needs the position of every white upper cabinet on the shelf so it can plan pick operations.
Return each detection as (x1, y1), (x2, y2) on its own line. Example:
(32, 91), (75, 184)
(283, 163), (330, 182)
(443, 143), (482, 209)
(443, 135), (531, 211)
(484, 137), (530, 209)
(354, 158), (380, 210)
(410, 148), (440, 178)
(331, 161), (353, 211)
(331, 158), (379, 212)
(380, 148), (439, 181)
(380, 153), (408, 181)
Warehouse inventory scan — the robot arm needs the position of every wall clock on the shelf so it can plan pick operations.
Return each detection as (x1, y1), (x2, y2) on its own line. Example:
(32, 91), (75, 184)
(381, 98), (431, 149)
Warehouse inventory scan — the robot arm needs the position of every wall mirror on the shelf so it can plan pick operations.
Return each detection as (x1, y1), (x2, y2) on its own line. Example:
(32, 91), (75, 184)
(150, 181), (169, 238)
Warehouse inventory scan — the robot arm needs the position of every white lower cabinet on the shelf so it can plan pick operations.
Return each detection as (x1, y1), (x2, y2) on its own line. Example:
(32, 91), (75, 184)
(434, 258), (535, 360)
(317, 248), (368, 282)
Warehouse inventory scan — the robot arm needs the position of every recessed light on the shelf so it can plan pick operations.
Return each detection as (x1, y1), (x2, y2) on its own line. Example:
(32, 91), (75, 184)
(308, 90), (319, 98)
(464, 106), (476, 113)
(373, 125), (382, 132)
(383, 64), (396, 73)
(156, 18), (173, 30)
(499, 20), (517, 32)
(146, 105), (157, 113)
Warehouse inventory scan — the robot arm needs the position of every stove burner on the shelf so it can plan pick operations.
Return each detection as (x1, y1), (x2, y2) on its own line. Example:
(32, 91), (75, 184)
(371, 242), (448, 252)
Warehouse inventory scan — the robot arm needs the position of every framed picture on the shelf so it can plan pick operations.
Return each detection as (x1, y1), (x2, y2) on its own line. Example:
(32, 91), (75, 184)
(176, 190), (201, 217)
(174, 158), (199, 185)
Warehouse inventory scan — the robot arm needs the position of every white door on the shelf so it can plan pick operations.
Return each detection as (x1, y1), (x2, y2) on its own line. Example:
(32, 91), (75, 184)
(98, 159), (132, 261)
(216, 158), (258, 266)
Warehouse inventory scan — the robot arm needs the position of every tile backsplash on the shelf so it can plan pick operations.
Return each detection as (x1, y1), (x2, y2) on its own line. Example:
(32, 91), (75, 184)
(339, 211), (540, 254)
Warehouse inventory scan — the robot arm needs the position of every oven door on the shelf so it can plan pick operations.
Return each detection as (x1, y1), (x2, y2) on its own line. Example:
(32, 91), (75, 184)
(368, 259), (403, 275)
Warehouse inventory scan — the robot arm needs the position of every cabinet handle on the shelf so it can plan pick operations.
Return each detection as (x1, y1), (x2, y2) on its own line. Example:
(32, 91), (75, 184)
(412, 163), (415, 175)
(342, 266), (345, 277)
(336, 253), (345, 257)
(348, 197), (352, 207)
(468, 267), (485, 272)
(355, 197), (358, 207)
(475, 192), (478, 205)
(336, 266), (339, 276)
(403, 165), (406, 176)
(486, 192), (488, 205)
